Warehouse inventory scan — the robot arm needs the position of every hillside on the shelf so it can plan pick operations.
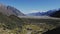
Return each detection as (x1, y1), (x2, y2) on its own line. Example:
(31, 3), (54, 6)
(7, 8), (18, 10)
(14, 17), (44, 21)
(0, 4), (25, 16)
(0, 12), (58, 34)
(0, 13), (25, 34)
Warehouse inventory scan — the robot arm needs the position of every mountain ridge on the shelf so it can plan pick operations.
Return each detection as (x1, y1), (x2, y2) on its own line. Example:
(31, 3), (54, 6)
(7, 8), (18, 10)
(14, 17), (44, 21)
(0, 4), (25, 16)
(27, 9), (59, 17)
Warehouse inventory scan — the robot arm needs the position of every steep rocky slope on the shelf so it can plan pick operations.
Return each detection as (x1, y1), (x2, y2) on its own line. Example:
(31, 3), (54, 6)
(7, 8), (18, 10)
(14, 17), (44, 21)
(0, 4), (25, 16)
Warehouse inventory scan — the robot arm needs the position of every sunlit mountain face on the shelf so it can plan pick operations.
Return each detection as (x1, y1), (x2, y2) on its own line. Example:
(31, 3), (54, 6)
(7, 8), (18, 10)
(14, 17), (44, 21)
(0, 4), (25, 16)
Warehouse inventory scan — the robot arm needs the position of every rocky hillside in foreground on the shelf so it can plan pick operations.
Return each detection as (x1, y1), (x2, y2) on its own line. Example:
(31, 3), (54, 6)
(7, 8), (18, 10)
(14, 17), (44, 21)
(0, 12), (58, 34)
(0, 9), (56, 34)
(0, 13), (56, 34)
(0, 12), (31, 34)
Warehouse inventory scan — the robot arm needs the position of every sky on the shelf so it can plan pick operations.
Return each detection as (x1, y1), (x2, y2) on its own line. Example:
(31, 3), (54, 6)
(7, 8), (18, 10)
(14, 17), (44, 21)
(0, 0), (60, 14)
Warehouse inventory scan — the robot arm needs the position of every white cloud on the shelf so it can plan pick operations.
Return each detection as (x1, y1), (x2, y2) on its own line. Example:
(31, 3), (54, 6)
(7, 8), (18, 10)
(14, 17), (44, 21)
(29, 10), (47, 13)
(31, 10), (39, 13)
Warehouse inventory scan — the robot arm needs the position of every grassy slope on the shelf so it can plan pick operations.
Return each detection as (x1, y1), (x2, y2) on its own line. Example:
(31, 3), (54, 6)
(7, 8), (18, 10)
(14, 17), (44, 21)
(0, 13), (58, 34)
(0, 13), (26, 34)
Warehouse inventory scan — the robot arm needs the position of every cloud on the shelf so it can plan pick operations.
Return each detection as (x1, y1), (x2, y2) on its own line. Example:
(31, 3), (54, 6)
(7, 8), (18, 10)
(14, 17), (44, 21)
(29, 10), (47, 13)
(31, 10), (39, 13)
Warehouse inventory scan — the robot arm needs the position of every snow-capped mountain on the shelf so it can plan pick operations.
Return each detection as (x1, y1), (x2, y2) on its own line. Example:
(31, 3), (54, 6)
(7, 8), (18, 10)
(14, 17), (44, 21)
(27, 9), (58, 16)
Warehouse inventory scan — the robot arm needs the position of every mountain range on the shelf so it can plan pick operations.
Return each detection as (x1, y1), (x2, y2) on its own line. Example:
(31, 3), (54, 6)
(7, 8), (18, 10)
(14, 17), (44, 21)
(27, 9), (60, 18)
(0, 4), (60, 18)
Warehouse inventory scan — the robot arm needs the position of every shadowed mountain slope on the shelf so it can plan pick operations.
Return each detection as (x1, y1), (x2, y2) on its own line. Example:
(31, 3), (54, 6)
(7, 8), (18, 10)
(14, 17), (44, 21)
(49, 9), (60, 18)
